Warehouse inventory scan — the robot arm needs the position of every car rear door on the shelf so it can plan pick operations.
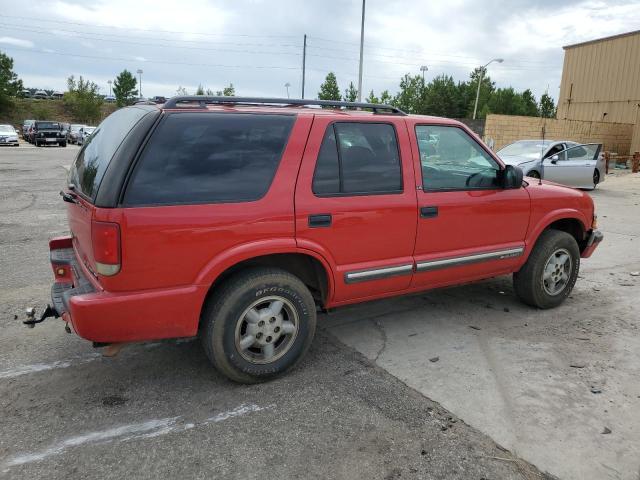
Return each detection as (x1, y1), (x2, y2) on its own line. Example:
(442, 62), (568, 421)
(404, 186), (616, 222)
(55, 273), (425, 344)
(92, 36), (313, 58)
(295, 116), (417, 304)
(409, 121), (530, 290)
(543, 143), (601, 187)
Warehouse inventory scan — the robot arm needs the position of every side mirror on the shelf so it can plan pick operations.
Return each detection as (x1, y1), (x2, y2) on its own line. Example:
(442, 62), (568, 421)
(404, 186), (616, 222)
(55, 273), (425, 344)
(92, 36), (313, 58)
(503, 164), (523, 189)
(549, 154), (559, 164)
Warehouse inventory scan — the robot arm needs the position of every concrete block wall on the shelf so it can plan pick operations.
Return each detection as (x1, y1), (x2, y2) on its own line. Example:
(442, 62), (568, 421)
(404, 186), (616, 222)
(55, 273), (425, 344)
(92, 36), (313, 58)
(483, 114), (634, 155)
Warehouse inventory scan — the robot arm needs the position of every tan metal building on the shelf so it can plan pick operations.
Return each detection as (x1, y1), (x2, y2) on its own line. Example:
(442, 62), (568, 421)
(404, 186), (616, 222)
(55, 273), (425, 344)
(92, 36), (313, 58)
(557, 30), (640, 154)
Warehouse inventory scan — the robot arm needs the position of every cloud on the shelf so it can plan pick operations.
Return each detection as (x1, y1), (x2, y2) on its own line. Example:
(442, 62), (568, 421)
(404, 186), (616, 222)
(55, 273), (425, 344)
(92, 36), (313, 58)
(0, 37), (34, 48)
(4, 0), (640, 101)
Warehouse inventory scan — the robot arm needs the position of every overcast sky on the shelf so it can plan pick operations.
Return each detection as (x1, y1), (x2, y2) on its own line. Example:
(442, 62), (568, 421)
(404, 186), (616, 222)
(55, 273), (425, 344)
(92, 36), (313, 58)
(1, 0), (639, 102)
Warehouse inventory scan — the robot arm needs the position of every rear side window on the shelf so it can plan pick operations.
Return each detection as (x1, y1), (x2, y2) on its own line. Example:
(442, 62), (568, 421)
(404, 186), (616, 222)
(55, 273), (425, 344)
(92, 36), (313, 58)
(312, 122), (402, 196)
(68, 107), (150, 200)
(124, 113), (295, 206)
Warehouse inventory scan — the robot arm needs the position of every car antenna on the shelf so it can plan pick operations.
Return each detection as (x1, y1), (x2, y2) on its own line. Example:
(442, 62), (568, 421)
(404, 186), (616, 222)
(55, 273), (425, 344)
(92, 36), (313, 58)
(539, 122), (545, 185)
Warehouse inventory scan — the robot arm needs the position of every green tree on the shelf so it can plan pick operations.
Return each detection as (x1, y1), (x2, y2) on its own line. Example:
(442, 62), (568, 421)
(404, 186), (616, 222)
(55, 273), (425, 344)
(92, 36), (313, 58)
(379, 90), (392, 105)
(521, 89), (539, 116)
(195, 84), (205, 95)
(423, 75), (466, 117)
(64, 75), (103, 123)
(112, 69), (138, 107)
(343, 81), (358, 102)
(318, 72), (341, 101)
(539, 93), (556, 118)
(392, 74), (425, 113)
(216, 83), (235, 96)
(365, 89), (379, 104)
(0, 51), (23, 111)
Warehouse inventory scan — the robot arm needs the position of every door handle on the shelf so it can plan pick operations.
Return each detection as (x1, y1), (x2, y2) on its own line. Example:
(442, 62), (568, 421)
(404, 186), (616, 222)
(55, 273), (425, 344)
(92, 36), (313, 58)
(308, 214), (332, 228)
(420, 206), (438, 218)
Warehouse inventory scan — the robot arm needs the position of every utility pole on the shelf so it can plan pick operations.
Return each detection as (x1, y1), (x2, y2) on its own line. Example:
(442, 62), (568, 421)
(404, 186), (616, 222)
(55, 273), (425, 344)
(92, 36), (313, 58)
(301, 34), (307, 99)
(472, 58), (503, 120)
(357, 0), (366, 101)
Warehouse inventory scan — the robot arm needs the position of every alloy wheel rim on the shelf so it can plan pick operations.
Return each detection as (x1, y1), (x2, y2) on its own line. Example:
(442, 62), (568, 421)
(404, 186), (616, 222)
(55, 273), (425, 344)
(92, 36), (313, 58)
(542, 248), (572, 296)
(234, 296), (299, 364)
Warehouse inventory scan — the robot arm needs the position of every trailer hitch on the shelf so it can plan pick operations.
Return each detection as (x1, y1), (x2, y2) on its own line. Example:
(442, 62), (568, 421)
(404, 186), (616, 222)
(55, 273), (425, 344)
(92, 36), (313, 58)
(24, 305), (59, 328)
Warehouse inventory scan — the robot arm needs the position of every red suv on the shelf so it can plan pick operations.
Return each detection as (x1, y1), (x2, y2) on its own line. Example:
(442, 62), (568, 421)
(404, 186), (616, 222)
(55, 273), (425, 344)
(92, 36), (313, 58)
(43, 97), (602, 383)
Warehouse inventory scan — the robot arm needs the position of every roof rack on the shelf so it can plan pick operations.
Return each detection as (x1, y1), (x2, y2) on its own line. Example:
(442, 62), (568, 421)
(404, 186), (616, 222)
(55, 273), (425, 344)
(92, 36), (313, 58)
(162, 96), (407, 115)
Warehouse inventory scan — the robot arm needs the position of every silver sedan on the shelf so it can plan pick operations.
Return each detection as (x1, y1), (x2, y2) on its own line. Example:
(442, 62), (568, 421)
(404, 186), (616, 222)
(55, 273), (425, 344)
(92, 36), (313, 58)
(497, 140), (605, 189)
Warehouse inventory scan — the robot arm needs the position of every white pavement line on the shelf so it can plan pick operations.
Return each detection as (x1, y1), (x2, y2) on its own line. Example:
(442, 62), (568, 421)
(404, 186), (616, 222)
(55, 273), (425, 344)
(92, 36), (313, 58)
(0, 353), (102, 380)
(3, 404), (269, 468)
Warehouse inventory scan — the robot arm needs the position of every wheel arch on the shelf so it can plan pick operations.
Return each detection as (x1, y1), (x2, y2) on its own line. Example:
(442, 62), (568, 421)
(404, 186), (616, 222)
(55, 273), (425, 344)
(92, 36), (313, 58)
(524, 211), (590, 261)
(195, 241), (335, 326)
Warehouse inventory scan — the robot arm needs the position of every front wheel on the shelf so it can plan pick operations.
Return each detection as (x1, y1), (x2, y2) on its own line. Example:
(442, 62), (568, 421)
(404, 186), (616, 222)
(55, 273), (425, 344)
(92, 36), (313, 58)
(201, 267), (317, 383)
(593, 169), (600, 187)
(513, 230), (580, 309)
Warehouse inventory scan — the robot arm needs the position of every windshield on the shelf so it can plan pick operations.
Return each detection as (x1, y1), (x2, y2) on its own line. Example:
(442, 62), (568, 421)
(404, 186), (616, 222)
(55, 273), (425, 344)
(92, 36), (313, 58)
(84, 127), (96, 133)
(0, 125), (15, 133)
(498, 141), (549, 159)
(36, 122), (60, 130)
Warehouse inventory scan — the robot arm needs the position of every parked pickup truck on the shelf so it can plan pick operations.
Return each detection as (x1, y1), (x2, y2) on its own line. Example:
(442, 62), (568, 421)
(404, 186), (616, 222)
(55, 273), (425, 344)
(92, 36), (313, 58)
(37, 97), (602, 383)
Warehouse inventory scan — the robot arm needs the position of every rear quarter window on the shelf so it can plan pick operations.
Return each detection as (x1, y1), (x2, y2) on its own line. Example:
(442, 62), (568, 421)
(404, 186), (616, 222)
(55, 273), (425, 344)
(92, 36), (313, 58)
(123, 112), (295, 206)
(68, 107), (151, 201)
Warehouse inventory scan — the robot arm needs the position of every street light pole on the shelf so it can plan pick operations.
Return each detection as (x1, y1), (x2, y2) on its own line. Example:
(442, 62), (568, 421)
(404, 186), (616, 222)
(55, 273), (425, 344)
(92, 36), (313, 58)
(285, 82), (291, 99)
(136, 69), (143, 99)
(420, 65), (428, 84)
(357, 0), (366, 102)
(472, 58), (503, 120)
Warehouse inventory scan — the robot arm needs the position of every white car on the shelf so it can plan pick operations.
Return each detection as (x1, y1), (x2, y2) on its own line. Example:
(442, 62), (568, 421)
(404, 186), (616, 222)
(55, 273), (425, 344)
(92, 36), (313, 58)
(497, 139), (605, 189)
(77, 126), (96, 146)
(0, 124), (19, 146)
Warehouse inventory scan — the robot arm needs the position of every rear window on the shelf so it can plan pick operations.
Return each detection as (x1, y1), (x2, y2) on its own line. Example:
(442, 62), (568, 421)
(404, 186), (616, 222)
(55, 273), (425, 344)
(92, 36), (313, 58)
(123, 113), (295, 206)
(68, 107), (150, 201)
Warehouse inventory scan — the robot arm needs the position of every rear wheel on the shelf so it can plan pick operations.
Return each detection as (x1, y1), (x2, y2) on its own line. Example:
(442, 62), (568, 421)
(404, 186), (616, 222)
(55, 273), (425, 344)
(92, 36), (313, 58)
(513, 230), (580, 309)
(593, 169), (600, 186)
(201, 267), (317, 383)
(527, 170), (540, 179)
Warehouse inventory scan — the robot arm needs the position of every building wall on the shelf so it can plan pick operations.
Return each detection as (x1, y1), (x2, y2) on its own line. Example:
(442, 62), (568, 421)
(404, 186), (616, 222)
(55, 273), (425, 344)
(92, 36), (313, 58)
(484, 114), (633, 155)
(556, 31), (640, 124)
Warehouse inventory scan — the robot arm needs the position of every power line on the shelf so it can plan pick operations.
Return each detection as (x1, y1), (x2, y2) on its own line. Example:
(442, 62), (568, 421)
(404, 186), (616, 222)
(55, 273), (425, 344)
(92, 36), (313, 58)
(1, 45), (300, 70)
(0, 24), (302, 57)
(0, 15), (298, 39)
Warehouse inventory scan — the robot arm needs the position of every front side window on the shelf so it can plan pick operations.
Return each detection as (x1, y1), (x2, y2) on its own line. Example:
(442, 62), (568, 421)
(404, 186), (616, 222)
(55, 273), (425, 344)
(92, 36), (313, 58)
(312, 122), (402, 196)
(124, 113), (295, 206)
(416, 125), (500, 190)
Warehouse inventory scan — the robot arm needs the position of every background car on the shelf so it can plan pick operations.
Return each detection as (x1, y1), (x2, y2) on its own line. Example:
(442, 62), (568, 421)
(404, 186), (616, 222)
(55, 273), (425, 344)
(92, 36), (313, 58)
(77, 126), (96, 145)
(31, 121), (66, 147)
(32, 90), (48, 100)
(0, 124), (19, 146)
(67, 124), (85, 144)
(22, 120), (35, 140)
(497, 139), (605, 189)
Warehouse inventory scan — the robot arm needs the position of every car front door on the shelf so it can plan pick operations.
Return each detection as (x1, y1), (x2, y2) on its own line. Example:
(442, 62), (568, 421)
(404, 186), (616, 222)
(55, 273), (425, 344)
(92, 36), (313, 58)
(543, 143), (602, 187)
(409, 122), (530, 289)
(295, 117), (418, 304)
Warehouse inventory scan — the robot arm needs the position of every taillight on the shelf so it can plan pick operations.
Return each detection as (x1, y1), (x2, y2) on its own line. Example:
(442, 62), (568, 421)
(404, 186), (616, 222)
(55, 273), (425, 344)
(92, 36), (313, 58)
(92, 221), (121, 276)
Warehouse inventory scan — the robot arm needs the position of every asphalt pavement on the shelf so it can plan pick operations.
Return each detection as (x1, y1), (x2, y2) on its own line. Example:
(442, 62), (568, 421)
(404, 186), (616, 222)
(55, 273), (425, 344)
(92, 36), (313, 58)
(0, 144), (550, 479)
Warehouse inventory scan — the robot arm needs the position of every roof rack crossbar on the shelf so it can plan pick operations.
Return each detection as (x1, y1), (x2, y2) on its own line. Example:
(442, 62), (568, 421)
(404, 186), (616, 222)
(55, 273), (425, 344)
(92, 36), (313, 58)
(162, 96), (407, 115)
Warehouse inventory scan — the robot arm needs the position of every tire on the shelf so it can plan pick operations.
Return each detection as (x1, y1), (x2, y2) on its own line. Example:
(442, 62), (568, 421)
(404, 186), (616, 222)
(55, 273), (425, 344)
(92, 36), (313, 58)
(201, 267), (317, 383)
(527, 170), (540, 179)
(513, 230), (580, 309)
(593, 169), (600, 186)
(59, 142), (67, 147)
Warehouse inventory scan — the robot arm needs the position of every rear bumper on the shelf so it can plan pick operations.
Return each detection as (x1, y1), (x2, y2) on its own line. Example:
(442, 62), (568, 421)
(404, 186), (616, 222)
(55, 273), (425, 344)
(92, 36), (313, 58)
(581, 229), (603, 258)
(50, 240), (205, 343)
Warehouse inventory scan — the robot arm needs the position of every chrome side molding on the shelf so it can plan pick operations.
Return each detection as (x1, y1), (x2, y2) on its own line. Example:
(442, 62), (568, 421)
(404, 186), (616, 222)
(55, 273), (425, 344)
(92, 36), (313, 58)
(415, 247), (524, 272)
(344, 264), (414, 284)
